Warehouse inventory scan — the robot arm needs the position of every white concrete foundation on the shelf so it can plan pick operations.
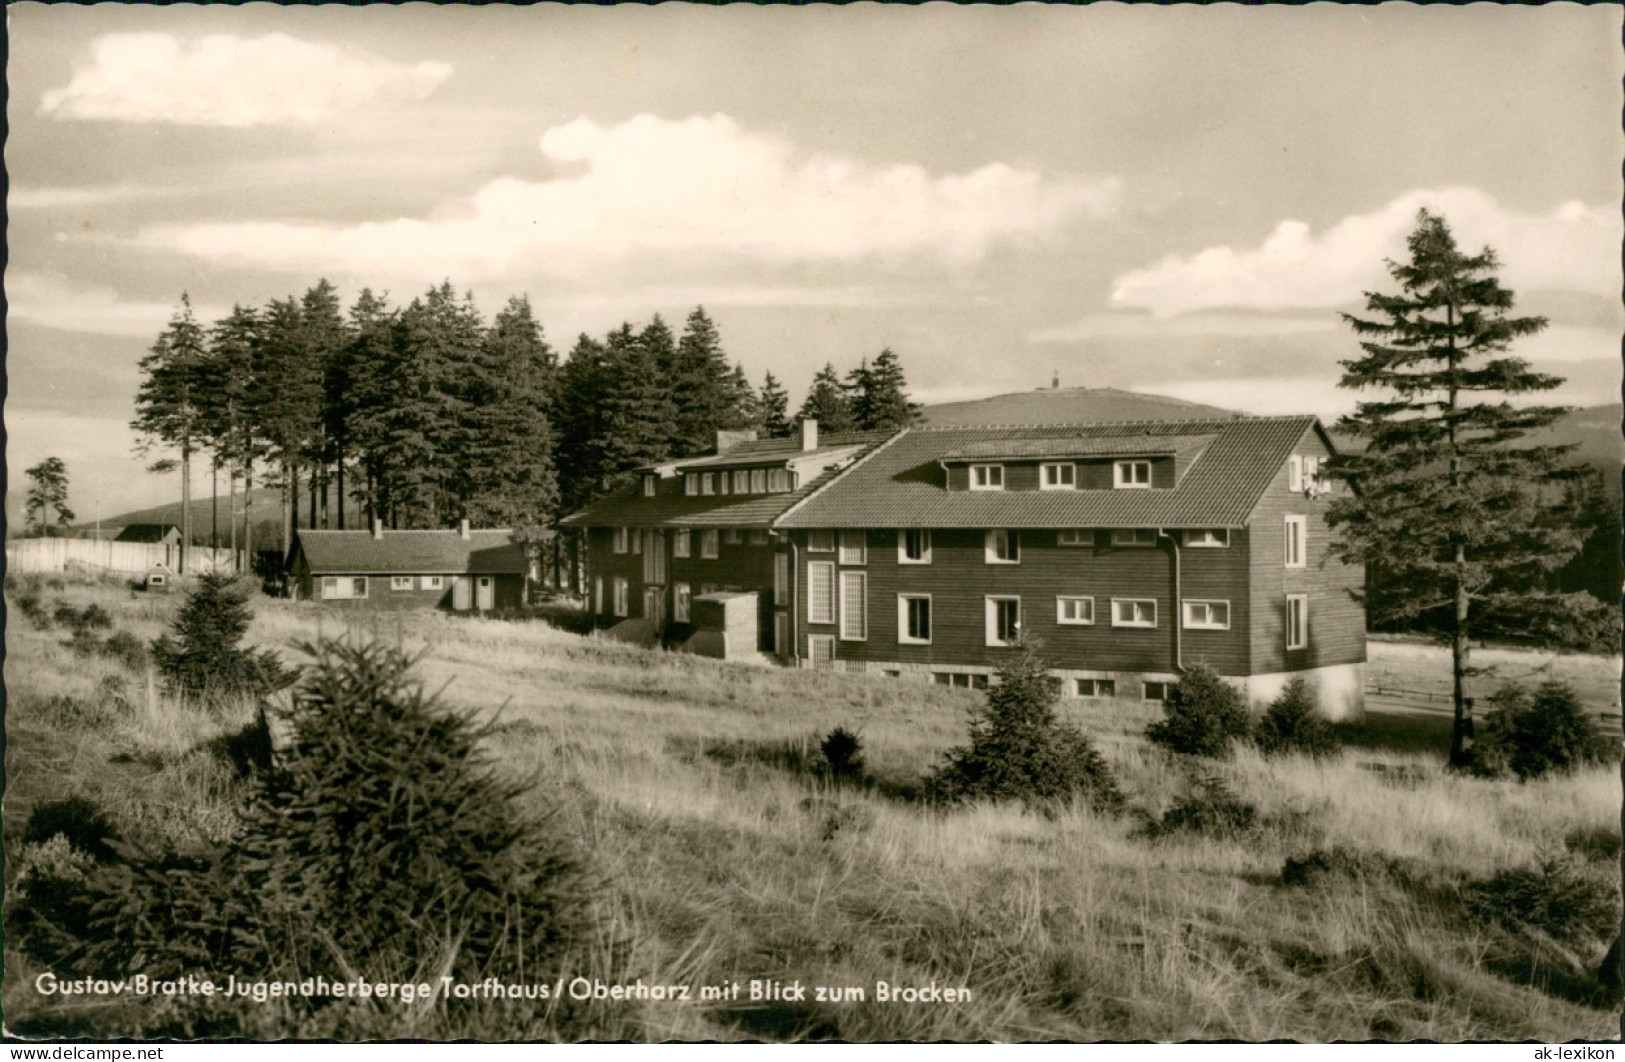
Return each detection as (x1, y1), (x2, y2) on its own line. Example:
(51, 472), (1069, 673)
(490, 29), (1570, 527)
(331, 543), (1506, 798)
(1241, 663), (1366, 721)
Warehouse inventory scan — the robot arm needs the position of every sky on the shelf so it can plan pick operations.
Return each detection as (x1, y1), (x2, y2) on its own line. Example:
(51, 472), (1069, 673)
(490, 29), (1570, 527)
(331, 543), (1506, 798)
(6, 3), (1621, 524)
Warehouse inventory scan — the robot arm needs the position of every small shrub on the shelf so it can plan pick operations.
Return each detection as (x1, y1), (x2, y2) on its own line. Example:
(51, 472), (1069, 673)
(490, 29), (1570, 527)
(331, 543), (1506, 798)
(1465, 857), (1619, 945)
(206, 709), (274, 778)
(928, 639), (1122, 812)
(151, 572), (287, 702)
(1281, 845), (1409, 888)
(1477, 680), (1609, 781)
(54, 601), (113, 634)
(1149, 770), (1258, 839)
(100, 630), (149, 672)
(820, 727), (866, 782)
(1254, 677), (1337, 758)
(1145, 663), (1251, 758)
(1564, 824), (1623, 864)
(8, 837), (103, 966)
(23, 795), (123, 863)
(12, 584), (52, 628)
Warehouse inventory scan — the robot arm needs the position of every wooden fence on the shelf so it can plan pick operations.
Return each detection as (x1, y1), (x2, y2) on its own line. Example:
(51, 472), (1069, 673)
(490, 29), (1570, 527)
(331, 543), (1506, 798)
(5, 538), (242, 576)
(1366, 683), (1622, 726)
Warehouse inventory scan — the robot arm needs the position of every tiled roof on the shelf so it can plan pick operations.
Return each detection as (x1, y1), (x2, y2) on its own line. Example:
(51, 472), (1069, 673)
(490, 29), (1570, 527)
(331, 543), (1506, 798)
(777, 417), (1321, 529)
(671, 432), (890, 471)
(293, 529), (527, 574)
(561, 464), (852, 529)
(939, 433), (1216, 461)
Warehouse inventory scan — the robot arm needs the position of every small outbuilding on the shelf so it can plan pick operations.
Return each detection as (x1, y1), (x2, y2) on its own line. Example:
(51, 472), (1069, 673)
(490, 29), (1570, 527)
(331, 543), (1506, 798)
(142, 562), (177, 592)
(115, 523), (183, 567)
(287, 520), (527, 613)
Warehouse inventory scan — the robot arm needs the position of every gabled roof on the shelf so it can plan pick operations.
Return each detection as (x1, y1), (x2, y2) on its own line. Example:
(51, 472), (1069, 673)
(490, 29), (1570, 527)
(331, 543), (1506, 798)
(777, 416), (1323, 529)
(115, 523), (180, 543)
(561, 463), (856, 529)
(670, 432), (889, 471)
(293, 529), (527, 574)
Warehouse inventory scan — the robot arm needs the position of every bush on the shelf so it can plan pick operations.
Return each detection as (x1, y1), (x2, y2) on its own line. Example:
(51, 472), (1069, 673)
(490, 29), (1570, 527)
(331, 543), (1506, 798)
(1145, 663), (1251, 758)
(928, 639), (1122, 812)
(54, 601), (113, 635)
(1148, 770), (1258, 839)
(80, 638), (592, 996)
(1476, 680), (1610, 781)
(99, 630), (149, 672)
(151, 572), (287, 701)
(820, 727), (866, 782)
(1254, 677), (1337, 758)
(1465, 857), (1619, 945)
(23, 796), (122, 863)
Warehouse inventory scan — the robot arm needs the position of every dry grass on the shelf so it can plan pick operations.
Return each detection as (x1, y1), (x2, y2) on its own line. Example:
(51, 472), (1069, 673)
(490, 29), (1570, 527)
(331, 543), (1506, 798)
(4, 573), (1619, 1041)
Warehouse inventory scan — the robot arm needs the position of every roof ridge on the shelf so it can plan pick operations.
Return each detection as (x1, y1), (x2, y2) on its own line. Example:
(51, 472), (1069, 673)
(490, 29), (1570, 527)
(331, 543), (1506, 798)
(300, 527), (514, 534)
(911, 414), (1315, 433)
(772, 430), (910, 528)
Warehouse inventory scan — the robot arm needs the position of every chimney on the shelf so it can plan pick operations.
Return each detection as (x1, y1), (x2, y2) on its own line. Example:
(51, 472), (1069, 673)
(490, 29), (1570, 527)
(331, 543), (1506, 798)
(372, 519), (384, 541)
(459, 518), (471, 540)
(715, 429), (758, 455)
(800, 418), (819, 452)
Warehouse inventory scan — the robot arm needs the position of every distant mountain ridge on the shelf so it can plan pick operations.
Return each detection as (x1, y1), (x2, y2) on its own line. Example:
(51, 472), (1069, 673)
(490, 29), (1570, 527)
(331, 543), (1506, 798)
(922, 387), (1234, 426)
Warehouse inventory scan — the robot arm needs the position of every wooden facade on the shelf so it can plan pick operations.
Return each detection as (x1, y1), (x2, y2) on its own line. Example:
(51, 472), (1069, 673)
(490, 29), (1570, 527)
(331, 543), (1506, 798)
(287, 523), (527, 613)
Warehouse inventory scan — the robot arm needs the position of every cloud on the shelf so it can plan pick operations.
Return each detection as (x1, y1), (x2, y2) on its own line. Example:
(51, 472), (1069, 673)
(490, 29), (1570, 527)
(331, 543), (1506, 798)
(39, 32), (451, 127)
(1028, 310), (1338, 344)
(6, 272), (229, 338)
(131, 113), (1120, 283)
(9, 184), (149, 209)
(1111, 188), (1620, 317)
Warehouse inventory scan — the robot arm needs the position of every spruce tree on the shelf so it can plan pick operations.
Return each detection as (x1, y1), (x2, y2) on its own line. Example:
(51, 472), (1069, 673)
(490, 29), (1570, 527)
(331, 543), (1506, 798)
(1326, 209), (1580, 767)
(758, 372), (792, 437)
(24, 457), (73, 535)
(797, 362), (857, 434)
(342, 290), (401, 527)
(667, 307), (746, 455)
(553, 333), (611, 515)
(589, 323), (678, 496)
(849, 347), (923, 432)
(133, 294), (210, 572)
(464, 295), (560, 546)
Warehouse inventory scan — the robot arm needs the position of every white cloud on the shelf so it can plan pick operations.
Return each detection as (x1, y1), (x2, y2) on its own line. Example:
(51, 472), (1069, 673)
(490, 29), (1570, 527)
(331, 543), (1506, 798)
(39, 32), (451, 127)
(9, 184), (149, 209)
(6, 272), (229, 338)
(131, 113), (1120, 282)
(1028, 310), (1338, 344)
(1111, 188), (1620, 317)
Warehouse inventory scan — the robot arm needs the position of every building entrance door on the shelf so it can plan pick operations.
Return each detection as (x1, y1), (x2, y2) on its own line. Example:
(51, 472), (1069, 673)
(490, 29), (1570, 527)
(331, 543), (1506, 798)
(476, 576), (494, 611)
(452, 576), (472, 611)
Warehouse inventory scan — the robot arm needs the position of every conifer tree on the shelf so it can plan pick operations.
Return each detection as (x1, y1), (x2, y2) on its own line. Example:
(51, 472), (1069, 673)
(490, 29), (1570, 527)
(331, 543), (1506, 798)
(1326, 209), (1580, 767)
(758, 372), (792, 438)
(342, 289), (401, 527)
(797, 362), (857, 434)
(588, 323), (678, 496)
(848, 347), (923, 432)
(464, 295), (560, 545)
(24, 457), (73, 535)
(667, 307), (745, 455)
(198, 305), (265, 565)
(133, 294), (210, 572)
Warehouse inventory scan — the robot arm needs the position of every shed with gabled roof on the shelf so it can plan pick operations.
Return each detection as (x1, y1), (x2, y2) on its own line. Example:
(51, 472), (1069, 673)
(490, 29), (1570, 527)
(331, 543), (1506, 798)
(288, 520), (527, 612)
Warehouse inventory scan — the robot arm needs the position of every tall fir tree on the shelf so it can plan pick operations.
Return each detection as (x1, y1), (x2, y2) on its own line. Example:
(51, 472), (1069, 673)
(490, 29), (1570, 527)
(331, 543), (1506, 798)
(667, 307), (749, 455)
(797, 362), (857, 435)
(388, 283), (484, 527)
(848, 347), (922, 432)
(133, 294), (210, 572)
(1325, 209), (1580, 767)
(758, 372), (792, 438)
(588, 323), (678, 497)
(199, 305), (265, 565)
(342, 289), (402, 527)
(249, 295), (325, 555)
(297, 279), (352, 530)
(24, 457), (73, 535)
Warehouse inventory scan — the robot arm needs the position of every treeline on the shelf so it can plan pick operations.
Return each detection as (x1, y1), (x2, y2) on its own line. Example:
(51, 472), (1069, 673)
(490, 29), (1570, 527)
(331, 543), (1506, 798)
(132, 279), (923, 560)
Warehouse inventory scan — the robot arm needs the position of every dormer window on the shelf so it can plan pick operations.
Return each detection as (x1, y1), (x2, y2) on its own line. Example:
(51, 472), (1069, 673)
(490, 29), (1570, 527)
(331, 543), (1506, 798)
(684, 473), (699, 496)
(701, 473), (715, 495)
(970, 464), (1004, 491)
(643, 475), (657, 498)
(1040, 462), (1075, 490)
(1113, 460), (1152, 489)
(767, 469), (792, 493)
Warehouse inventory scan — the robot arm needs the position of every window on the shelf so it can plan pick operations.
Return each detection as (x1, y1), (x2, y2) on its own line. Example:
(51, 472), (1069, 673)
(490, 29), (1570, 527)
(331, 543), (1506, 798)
(935, 672), (989, 690)
(1057, 596), (1095, 625)
(1112, 598), (1157, 628)
(774, 553), (788, 602)
(631, 531), (642, 555)
(808, 634), (836, 671)
(840, 572), (867, 640)
(1303, 456), (1322, 492)
(322, 576), (368, 600)
(673, 529), (692, 558)
(717, 475), (729, 496)
(1143, 681), (1170, 702)
(898, 594), (932, 644)
(684, 473), (699, 496)
(1286, 594), (1309, 650)
(899, 528), (932, 564)
(1112, 528), (1157, 547)
(1183, 600), (1231, 630)
(1040, 462), (1076, 490)
(1076, 678), (1116, 698)
(391, 576), (414, 591)
(808, 562), (836, 624)
(1288, 454), (1304, 492)
(423, 576), (444, 590)
(612, 577), (629, 617)
(768, 469), (792, 493)
(750, 469), (767, 493)
(674, 583), (691, 623)
(970, 464), (1005, 491)
(1184, 528), (1230, 548)
(701, 473), (715, 495)
(748, 529), (769, 546)
(808, 530), (835, 552)
(612, 526), (630, 554)
(1114, 460), (1152, 489)
(1058, 529), (1093, 547)
(986, 596), (1021, 646)
(594, 576), (603, 614)
(985, 529), (1020, 564)
(1284, 515), (1306, 568)
(700, 530), (720, 559)
(724, 528), (742, 545)
(839, 530), (866, 565)
(643, 475), (657, 497)
(734, 470), (750, 494)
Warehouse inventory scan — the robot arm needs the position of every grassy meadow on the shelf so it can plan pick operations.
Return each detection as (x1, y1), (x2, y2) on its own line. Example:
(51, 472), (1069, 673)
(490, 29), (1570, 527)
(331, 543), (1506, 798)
(4, 573), (1620, 1041)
